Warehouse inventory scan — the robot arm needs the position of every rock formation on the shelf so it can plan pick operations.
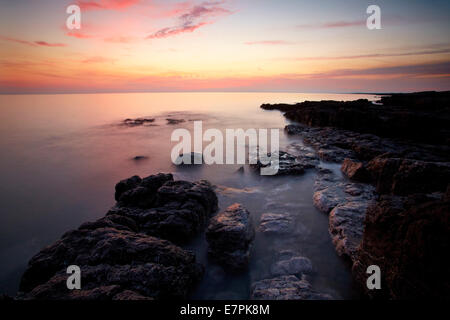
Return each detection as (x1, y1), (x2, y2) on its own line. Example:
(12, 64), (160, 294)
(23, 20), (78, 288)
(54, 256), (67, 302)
(206, 203), (254, 270)
(262, 91), (450, 299)
(18, 173), (218, 300)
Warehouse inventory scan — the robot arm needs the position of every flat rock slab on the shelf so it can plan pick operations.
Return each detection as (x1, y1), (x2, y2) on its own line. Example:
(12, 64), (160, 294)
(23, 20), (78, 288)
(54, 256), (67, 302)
(250, 150), (314, 176)
(206, 203), (255, 270)
(258, 213), (294, 235)
(251, 275), (332, 300)
(329, 200), (373, 262)
(270, 256), (313, 277)
(313, 168), (376, 262)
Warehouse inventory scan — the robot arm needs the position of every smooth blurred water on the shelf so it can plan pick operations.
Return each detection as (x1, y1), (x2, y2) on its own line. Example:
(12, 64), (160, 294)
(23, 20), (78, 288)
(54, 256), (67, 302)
(0, 92), (377, 297)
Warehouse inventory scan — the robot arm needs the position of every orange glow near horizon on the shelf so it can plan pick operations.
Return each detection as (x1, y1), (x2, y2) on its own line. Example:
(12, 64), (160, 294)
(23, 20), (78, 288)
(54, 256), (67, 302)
(1, 0), (449, 93)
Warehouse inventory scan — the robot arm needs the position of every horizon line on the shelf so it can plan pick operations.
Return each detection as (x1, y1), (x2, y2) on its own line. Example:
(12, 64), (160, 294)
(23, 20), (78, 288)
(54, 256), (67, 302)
(1, 89), (442, 96)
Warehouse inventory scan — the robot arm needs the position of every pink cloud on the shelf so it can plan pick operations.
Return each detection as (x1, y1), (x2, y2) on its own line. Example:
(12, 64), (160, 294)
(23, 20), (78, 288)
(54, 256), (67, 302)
(77, 0), (140, 11)
(0, 36), (66, 47)
(297, 20), (365, 29)
(146, 1), (233, 39)
(66, 30), (95, 39)
(34, 41), (67, 47)
(289, 49), (450, 61)
(297, 15), (412, 30)
(147, 22), (209, 39)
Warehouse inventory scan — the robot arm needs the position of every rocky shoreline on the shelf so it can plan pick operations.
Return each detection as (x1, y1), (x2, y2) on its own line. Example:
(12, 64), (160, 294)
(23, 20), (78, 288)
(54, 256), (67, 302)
(10, 91), (450, 300)
(15, 172), (330, 300)
(17, 173), (218, 300)
(262, 91), (450, 299)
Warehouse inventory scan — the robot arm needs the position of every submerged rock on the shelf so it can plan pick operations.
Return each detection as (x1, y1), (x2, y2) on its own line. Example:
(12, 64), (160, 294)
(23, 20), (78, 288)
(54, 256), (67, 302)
(258, 213), (294, 235)
(206, 203), (254, 270)
(251, 275), (332, 300)
(270, 255), (313, 277)
(132, 155), (148, 161)
(284, 143), (320, 169)
(215, 185), (262, 196)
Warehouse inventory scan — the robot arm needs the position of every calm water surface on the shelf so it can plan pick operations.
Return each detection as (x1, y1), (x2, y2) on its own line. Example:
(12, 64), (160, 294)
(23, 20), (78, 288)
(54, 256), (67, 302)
(0, 92), (377, 297)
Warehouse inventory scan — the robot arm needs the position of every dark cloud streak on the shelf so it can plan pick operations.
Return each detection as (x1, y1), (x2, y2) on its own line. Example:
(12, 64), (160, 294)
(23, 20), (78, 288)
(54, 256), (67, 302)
(146, 1), (232, 39)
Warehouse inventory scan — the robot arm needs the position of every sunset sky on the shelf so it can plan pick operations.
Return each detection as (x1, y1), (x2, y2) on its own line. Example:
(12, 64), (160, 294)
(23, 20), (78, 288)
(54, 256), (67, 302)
(0, 0), (449, 93)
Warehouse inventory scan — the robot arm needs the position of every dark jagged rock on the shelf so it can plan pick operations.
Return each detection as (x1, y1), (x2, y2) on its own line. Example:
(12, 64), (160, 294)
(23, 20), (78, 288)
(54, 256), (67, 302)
(353, 196), (450, 299)
(111, 175), (218, 243)
(250, 148), (318, 176)
(122, 118), (155, 127)
(341, 159), (369, 182)
(366, 156), (450, 195)
(0, 294), (13, 301)
(132, 155), (148, 161)
(166, 118), (185, 125)
(285, 123), (450, 164)
(18, 173), (219, 300)
(79, 214), (139, 233)
(251, 275), (332, 300)
(264, 91), (450, 299)
(113, 290), (153, 301)
(445, 184), (450, 201)
(19, 226), (203, 299)
(264, 92), (450, 144)
(206, 203), (254, 270)
(157, 179), (218, 214)
(114, 175), (142, 201)
(115, 173), (174, 208)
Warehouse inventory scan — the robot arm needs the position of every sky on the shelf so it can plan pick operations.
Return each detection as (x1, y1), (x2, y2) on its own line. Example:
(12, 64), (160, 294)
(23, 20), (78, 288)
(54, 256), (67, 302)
(0, 0), (449, 94)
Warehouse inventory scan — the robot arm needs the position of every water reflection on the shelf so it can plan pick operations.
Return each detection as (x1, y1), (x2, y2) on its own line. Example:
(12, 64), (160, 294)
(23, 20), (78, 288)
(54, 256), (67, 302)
(0, 92), (376, 296)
